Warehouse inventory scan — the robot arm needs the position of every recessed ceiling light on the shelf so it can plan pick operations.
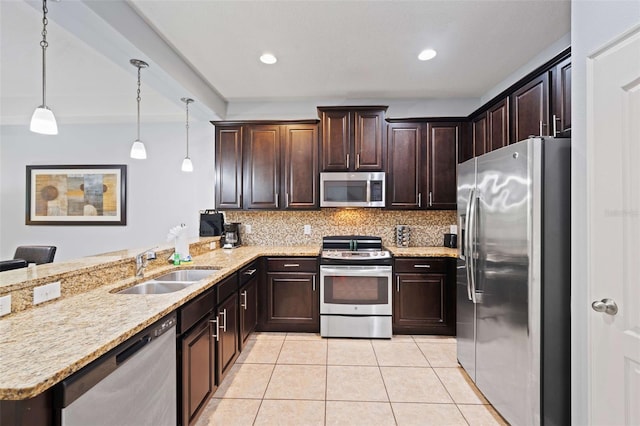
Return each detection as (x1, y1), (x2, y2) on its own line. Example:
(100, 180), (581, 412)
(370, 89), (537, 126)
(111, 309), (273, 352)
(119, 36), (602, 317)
(260, 53), (277, 65)
(418, 49), (437, 61)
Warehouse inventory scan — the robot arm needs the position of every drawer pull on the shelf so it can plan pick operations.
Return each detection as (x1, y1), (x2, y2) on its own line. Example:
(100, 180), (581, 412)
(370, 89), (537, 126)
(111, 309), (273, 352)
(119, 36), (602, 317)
(283, 263), (299, 267)
(414, 264), (431, 268)
(244, 269), (257, 276)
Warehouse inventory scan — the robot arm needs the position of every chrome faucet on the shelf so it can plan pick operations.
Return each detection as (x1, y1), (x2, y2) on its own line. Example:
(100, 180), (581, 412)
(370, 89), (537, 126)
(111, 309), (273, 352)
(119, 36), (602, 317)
(135, 248), (157, 278)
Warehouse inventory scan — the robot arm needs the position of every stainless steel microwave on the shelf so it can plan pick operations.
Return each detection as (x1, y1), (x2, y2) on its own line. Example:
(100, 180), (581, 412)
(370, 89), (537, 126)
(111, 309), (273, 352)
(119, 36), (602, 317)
(320, 172), (386, 208)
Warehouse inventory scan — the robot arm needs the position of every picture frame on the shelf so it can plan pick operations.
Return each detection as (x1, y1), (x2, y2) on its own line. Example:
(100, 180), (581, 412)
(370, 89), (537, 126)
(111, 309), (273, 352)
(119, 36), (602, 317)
(25, 165), (127, 226)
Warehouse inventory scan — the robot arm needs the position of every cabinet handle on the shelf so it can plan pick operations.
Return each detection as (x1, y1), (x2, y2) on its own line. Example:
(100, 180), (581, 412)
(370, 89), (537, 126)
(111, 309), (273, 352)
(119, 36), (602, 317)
(241, 290), (247, 310)
(418, 193), (422, 208)
(219, 308), (227, 332)
(553, 114), (560, 137)
(414, 264), (431, 268)
(396, 276), (400, 292)
(286, 192), (289, 207)
(539, 121), (547, 136)
(275, 193), (279, 208)
(356, 154), (360, 169)
(428, 192), (433, 207)
(312, 275), (316, 292)
(283, 263), (299, 267)
(210, 318), (219, 341)
(346, 154), (350, 168)
(244, 269), (257, 276)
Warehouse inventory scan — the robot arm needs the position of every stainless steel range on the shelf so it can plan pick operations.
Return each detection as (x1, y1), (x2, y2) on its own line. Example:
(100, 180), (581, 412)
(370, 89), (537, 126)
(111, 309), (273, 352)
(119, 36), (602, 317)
(320, 236), (392, 338)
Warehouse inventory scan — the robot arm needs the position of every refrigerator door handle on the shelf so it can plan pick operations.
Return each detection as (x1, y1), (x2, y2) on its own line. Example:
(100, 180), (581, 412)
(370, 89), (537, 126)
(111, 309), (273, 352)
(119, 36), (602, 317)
(468, 189), (478, 304)
(464, 189), (474, 301)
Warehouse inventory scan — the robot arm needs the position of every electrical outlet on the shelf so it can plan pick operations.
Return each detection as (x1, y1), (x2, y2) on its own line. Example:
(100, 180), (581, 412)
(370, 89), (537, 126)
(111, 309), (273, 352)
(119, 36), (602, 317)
(210, 241), (217, 250)
(245, 224), (252, 234)
(33, 281), (61, 305)
(304, 224), (312, 235)
(0, 295), (11, 317)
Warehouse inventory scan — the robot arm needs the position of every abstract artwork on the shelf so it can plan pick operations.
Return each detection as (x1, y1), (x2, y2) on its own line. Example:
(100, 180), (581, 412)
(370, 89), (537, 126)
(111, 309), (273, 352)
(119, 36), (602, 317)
(26, 165), (127, 225)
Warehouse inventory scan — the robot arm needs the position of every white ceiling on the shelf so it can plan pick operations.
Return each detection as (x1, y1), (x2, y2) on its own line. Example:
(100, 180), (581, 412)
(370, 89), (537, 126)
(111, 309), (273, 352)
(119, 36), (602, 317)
(130, 0), (570, 101)
(0, 0), (571, 123)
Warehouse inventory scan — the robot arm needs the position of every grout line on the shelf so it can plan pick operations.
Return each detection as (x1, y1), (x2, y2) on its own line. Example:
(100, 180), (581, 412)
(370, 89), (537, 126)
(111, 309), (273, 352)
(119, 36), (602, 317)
(324, 339), (328, 426)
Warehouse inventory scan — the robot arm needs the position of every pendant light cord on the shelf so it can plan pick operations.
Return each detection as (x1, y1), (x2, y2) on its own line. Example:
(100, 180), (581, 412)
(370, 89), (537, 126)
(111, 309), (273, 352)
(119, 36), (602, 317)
(185, 100), (190, 157)
(136, 65), (141, 141)
(40, 0), (49, 107)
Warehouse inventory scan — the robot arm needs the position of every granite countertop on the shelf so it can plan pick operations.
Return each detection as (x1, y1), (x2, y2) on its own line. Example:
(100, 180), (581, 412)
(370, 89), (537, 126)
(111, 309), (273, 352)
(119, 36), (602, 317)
(0, 245), (319, 400)
(386, 246), (458, 258)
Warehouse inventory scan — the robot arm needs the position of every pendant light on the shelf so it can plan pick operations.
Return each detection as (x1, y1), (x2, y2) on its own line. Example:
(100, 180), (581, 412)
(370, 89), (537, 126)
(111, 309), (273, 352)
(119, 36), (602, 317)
(30, 0), (58, 135)
(180, 97), (194, 172)
(129, 59), (149, 159)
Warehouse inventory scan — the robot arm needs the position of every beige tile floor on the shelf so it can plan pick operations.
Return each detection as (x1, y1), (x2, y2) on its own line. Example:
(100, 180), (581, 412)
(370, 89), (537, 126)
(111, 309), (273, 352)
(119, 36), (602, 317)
(195, 333), (508, 426)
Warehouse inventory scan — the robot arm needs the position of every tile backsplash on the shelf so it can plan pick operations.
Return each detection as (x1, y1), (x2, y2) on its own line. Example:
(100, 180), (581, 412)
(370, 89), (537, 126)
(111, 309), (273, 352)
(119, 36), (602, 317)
(224, 209), (456, 248)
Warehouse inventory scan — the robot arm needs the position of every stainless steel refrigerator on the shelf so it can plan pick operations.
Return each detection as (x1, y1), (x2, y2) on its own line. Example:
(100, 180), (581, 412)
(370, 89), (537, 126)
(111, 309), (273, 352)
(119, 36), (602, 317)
(456, 137), (571, 426)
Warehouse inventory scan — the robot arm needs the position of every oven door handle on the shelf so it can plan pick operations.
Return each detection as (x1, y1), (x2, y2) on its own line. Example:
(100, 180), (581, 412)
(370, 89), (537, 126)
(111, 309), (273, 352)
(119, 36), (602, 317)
(319, 266), (392, 277)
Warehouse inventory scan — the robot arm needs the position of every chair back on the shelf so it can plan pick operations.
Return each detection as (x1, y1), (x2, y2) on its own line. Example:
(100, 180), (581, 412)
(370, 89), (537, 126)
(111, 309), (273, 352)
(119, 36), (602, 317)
(13, 246), (57, 265)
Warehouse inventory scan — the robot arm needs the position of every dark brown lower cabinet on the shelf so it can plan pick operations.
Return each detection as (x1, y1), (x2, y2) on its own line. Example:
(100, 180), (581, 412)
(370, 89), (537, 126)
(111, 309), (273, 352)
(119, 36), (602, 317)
(216, 293), (239, 384)
(181, 315), (216, 426)
(259, 257), (319, 332)
(239, 276), (258, 350)
(393, 258), (455, 335)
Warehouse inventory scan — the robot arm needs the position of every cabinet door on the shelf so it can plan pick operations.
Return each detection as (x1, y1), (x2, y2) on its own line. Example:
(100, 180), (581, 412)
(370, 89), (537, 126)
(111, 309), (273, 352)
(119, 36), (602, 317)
(471, 113), (487, 157)
(393, 273), (449, 334)
(243, 125), (281, 209)
(511, 72), (550, 142)
(282, 124), (319, 209)
(264, 272), (319, 332)
(354, 109), (385, 171)
(320, 109), (350, 171)
(487, 98), (509, 151)
(215, 126), (243, 209)
(181, 317), (215, 426)
(427, 122), (458, 210)
(386, 122), (424, 209)
(552, 57), (571, 137)
(216, 294), (239, 384)
(239, 277), (258, 349)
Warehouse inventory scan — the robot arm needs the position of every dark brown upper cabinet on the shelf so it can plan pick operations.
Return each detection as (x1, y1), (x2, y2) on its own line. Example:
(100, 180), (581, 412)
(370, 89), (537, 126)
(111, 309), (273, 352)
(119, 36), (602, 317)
(243, 124), (281, 210)
(282, 124), (319, 209)
(552, 57), (571, 137)
(386, 120), (460, 210)
(427, 122), (458, 210)
(386, 122), (424, 209)
(318, 106), (387, 171)
(511, 72), (550, 143)
(487, 97), (510, 151)
(214, 120), (319, 210)
(471, 113), (487, 158)
(215, 126), (243, 209)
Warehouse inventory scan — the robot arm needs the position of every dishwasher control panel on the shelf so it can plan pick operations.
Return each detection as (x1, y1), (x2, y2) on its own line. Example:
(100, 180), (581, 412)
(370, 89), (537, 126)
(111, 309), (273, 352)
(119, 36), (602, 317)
(154, 316), (176, 337)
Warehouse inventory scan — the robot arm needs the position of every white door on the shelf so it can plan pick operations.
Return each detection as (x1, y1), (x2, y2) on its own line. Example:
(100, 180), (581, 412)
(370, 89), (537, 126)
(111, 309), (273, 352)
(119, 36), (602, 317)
(587, 25), (640, 425)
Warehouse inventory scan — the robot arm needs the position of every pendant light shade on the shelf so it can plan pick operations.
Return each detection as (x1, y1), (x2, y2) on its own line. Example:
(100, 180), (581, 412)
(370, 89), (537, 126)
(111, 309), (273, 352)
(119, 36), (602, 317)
(30, 106), (58, 135)
(181, 157), (194, 172)
(130, 140), (147, 159)
(129, 59), (149, 159)
(180, 97), (194, 172)
(30, 0), (57, 135)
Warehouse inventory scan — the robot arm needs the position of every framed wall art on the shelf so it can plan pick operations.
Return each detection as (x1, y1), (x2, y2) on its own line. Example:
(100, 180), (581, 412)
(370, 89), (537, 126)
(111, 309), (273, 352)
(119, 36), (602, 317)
(26, 165), (127, 226)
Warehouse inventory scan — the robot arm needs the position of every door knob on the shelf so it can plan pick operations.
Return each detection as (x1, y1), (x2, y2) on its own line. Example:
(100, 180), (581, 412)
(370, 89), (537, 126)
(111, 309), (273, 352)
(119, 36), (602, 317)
(591, 298), (618, 316)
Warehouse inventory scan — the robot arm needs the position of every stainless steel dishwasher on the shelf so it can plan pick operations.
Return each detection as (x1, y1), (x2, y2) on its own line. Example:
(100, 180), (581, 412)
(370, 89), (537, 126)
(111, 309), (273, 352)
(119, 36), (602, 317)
(57, 314), (177, 426)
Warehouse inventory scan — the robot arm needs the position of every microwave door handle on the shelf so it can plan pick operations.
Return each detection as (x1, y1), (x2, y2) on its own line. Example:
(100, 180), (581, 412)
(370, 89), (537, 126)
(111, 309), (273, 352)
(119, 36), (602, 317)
(464, 189), (474, 301)
(366, 180), (371, 203)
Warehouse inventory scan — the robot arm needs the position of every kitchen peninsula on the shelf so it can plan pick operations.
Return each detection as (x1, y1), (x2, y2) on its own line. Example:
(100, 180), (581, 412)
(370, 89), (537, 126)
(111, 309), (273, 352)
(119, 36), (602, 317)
(0, 239), (456, 425)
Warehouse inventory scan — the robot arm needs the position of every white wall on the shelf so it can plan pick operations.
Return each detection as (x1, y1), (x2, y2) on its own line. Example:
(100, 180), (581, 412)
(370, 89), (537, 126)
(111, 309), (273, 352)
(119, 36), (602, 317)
(571, 1), (640, 424)
(0, 120), (215, 261)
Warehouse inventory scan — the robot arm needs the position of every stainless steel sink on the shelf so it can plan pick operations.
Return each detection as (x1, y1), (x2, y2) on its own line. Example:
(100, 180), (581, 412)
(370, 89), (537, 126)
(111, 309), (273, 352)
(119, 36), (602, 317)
(117, 281), (195, 295)
(153, 269), (217, 282)
(116, 268), (218, 295)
